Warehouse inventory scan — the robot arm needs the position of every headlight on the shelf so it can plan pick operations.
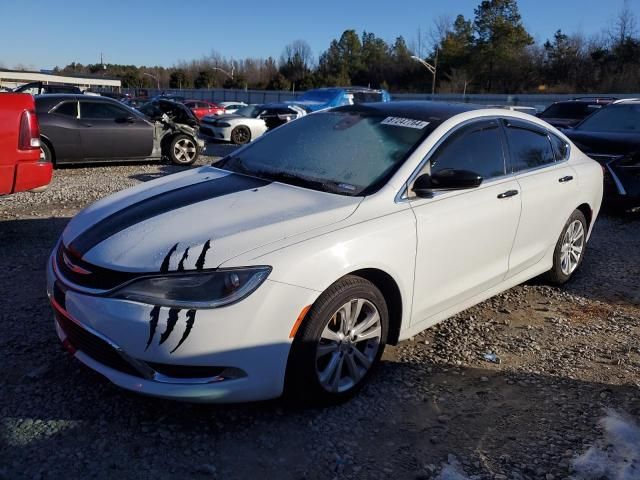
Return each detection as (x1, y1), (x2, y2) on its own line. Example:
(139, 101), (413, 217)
(110, 267), (271, 309)
(216, 122), (231, 127)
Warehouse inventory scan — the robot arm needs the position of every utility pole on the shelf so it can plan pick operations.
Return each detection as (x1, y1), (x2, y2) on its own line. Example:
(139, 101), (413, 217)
(411, 52), (438, 95)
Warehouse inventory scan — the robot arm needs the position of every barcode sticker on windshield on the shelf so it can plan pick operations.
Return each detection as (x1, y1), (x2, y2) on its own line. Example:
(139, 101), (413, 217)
(381, 117), (430, 129)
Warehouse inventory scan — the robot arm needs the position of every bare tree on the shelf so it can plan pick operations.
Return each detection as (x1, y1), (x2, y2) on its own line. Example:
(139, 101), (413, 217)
(280, 40), (314, 69)
(429, 15), (455, 52)
(611, 0), (637, 44)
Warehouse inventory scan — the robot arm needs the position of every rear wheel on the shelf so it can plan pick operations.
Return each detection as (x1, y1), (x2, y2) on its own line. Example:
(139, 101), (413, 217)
(544, 209), (587, 284)
(168, 134), (199, 165)
(230, 125), (251, 145)
(40, 142), (52, 164)
(285, 275), (388, 405)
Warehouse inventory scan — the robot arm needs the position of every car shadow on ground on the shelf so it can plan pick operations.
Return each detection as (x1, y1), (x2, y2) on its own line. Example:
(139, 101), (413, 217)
(0, 217), (639, 479)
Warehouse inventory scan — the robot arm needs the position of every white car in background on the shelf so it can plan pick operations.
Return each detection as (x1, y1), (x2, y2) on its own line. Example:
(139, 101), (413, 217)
(48, 102), (602, 404)
(199, 104), (307, 144)
(218, 102), (247, 114)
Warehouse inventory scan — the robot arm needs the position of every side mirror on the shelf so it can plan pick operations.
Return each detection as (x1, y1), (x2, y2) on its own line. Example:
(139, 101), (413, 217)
(412, 169), (483, 198)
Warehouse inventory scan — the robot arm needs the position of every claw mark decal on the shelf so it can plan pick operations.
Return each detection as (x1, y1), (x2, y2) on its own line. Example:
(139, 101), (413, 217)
(170, 309), (196, 353)
(195, 240), (211, 271)
(159, 308), (180, 345)
(145, 240), (211, 353)
(145, 305), (161, 350)
(160, 243), (178, 273)
(177, 247), (189, 271)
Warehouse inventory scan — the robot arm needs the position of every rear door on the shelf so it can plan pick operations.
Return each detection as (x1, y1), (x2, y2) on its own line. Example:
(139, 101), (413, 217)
(503, 119), (578, 278)
(78, 101), (153, 160)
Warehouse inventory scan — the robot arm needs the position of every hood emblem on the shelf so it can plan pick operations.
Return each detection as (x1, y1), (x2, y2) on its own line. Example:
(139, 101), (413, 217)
(62, 252), (91, 275)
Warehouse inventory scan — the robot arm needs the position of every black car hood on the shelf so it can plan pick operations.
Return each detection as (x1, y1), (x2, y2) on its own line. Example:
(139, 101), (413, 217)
(563, 129), (640, 156)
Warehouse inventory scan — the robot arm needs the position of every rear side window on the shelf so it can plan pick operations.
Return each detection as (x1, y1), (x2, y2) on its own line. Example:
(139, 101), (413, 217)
(506, 123), (556, 172)
(429, 120), (506, 180)
(80, 102), (127, 119)
(52, 102), (78, 117)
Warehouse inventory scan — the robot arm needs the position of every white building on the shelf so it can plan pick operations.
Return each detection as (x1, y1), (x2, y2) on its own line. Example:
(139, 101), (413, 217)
(0, 69), (121, 91)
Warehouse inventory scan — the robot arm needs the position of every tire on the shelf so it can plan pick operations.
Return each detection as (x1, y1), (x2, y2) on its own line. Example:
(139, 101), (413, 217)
(230, 125), (251, 145)
(544, 209), (588, 285)
(285, 275), (389, 405)
(40, 142), (53, 165)
(168, 134), (199, 165)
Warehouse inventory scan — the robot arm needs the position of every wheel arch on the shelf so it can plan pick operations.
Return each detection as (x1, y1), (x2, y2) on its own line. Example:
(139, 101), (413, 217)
(346, 268), (403, 346)
(40, 135), (56, 165)
(576, 203), (593, 230)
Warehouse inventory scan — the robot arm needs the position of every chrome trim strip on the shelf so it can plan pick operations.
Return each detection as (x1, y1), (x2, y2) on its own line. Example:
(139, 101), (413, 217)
(396, 115), (571, 203)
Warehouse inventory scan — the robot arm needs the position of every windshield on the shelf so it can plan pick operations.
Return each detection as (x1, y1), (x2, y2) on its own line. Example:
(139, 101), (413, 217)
(234, 105), (261, 117)
(576, 104), (640, 132)
(540, 103), (599, 120)
(299, 90), (339, 103)
(217, 110), (433, 196)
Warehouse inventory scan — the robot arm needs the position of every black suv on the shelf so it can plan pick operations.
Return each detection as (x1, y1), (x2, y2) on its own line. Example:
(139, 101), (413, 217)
(538, 97), (617, 129)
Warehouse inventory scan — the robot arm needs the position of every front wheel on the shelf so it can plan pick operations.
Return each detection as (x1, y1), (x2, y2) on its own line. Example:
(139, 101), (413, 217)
(285, 275), (388, 405)
(230, 125), (251, 145)
(544, 209), (587, 285)
(168, 134), (199, 165)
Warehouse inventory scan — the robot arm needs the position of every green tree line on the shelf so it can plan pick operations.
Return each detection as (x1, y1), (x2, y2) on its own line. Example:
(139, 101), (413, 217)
(50, 0), (640, 94)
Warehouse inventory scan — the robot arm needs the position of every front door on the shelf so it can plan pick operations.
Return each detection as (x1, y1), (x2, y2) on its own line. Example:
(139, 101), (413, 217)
(79, 101), (153, 160)
(409, 119), (522, 326)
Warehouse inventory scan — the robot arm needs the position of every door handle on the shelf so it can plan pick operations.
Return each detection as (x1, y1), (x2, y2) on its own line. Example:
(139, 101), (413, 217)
(82, 123), (93, 127)
(497, 189), (519, 199)
(558, 175), (574, 183)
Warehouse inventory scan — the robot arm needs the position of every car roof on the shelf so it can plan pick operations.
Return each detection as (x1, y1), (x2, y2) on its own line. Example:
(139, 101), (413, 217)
(34, 93), (120, 111)
(332, 101), (480, 122)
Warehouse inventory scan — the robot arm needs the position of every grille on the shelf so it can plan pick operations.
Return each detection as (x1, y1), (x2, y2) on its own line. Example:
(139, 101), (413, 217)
(55, 309), (142, 378)
(56, 244), (138, 291)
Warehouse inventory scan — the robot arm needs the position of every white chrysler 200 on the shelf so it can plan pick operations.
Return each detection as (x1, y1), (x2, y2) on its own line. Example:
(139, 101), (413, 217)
(47, 102), (603, 404)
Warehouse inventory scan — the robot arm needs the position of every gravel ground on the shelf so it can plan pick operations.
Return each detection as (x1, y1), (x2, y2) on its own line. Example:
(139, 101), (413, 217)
(0, 151), (639, 480)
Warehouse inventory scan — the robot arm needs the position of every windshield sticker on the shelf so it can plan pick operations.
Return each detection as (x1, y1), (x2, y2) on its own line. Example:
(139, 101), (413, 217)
(381, 117), (430, 129)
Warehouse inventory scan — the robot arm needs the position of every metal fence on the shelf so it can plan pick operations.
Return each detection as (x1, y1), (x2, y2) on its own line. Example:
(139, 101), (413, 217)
(122, 87), (640, 111)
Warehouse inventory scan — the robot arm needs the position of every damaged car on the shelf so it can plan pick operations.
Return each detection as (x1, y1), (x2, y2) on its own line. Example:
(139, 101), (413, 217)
(36, 95), (205, 166)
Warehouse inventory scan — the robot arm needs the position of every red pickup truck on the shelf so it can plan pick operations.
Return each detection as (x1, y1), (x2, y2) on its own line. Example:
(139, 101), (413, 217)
(0, 93), (52, 195)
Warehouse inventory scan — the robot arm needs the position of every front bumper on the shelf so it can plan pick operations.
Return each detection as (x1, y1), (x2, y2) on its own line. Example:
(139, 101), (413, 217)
(199, 124), (232, 142)
(47, 254), (319, 402)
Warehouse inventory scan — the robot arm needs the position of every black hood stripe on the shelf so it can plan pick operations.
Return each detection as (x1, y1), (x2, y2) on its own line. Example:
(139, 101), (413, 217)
(68, 173), (269, 257)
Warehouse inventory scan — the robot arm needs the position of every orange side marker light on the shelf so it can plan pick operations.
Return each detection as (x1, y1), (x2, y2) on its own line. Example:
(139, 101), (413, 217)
(289, 305), (311, 338)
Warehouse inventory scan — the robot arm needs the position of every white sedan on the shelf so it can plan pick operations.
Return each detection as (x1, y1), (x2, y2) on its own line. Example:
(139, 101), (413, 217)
(47, 102), (603, 404)
(218, 101), (247, 114)
(199, 104), (307, 144)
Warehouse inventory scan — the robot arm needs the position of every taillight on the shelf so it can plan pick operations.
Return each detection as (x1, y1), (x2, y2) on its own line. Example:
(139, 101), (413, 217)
(18, 109), (41, 150)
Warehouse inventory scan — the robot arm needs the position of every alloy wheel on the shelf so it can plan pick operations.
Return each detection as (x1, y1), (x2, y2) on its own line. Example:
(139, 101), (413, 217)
(315, 298), (382, 393)
(173, 138), (197, 163)
(560, 219), (585, 275)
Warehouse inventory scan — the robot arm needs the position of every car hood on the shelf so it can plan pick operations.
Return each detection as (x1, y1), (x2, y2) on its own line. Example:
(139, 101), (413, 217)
(201, 113), (241, 124)
(563, 129), (640, 156)
(61, 167), (361, 273)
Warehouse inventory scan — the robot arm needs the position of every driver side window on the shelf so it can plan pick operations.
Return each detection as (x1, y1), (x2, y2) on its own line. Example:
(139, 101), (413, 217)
(429, 120), (507, 180)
